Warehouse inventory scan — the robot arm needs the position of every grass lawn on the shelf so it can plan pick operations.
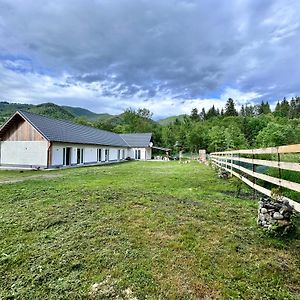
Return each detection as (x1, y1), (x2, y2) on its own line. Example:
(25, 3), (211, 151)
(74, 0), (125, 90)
(0, 161), (299, 299)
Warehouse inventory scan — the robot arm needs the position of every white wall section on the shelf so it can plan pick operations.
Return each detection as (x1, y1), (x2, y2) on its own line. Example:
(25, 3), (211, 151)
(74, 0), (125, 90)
(0, 141), (48, 167)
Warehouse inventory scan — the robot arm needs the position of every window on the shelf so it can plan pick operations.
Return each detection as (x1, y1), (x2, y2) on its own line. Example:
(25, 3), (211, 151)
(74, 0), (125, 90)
(105, 149), (109, 161)
(122, 149), (125, 159)
(63, 148), (66, 165)
(77, 148), (81, 164)
(97, 149), (102, 162)
(77, 148), (84, 164)
(135, 149), (141, 160)
(117, 149), (121, 160)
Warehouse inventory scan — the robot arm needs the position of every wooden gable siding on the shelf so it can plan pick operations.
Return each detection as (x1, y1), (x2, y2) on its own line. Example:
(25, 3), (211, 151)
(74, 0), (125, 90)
(3, 118), (45, 141)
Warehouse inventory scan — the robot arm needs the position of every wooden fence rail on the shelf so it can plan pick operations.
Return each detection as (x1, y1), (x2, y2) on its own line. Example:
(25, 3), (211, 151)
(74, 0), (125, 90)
(210, 144), (300, 212)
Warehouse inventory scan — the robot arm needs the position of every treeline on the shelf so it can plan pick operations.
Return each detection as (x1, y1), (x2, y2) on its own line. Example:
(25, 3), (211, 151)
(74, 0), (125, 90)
(77, 97), (300, 153)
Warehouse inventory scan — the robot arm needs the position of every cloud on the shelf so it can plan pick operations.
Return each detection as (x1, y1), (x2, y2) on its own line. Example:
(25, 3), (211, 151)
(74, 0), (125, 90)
(0, 0), (300, 117)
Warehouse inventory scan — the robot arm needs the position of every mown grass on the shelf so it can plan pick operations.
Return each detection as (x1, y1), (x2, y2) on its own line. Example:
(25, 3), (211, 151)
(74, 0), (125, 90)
(0, 161), (299, 299)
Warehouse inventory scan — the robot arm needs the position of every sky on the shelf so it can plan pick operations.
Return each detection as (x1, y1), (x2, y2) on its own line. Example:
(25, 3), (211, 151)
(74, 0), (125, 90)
(0, 0), (300, 119)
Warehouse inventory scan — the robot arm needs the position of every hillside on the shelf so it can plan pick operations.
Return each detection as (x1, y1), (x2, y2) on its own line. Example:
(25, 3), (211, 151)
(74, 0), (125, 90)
(62, 105), (113, 121)
(158, 114), (186, 125)
(0, 101), (114, 125)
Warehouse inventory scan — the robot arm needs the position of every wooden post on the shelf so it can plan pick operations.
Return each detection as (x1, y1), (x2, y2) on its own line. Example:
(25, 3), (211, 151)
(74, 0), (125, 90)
(252, 153), (257, 200)
(278, 152), (282, 192)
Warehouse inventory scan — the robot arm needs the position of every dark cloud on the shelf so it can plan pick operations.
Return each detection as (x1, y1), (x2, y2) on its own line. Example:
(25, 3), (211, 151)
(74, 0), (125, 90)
(0, 0), (300, 116)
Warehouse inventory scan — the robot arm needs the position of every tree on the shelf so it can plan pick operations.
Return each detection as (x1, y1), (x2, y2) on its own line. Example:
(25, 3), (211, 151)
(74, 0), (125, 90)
(208, 126), (227, 152)
(289, 98), (297, 119)
(256, 123), (295, 147)
(274, 98), (290, 118)
(240, 105), (245, 116)
(199, 108), (206, 120)
(224, 98), (238, 116)
(206, 105), (219, 119)
(224, 125), (248, 150)
(190, 108), (200, 121)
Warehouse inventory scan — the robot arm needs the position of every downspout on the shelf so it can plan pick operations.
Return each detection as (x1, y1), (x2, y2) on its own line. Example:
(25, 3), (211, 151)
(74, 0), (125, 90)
(47, 141), (52, 169)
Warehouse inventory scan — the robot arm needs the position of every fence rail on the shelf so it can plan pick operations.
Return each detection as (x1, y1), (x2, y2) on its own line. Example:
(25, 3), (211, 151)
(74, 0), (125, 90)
(210, 144), (300, 212)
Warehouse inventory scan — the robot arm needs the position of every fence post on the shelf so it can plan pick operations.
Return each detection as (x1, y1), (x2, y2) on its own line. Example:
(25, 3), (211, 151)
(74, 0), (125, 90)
(277, 151), (282, 192)
(252, 151), (257, 200)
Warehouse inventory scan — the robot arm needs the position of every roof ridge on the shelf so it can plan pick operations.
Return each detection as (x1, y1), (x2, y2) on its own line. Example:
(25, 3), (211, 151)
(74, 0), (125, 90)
(18, 110), (121, 136)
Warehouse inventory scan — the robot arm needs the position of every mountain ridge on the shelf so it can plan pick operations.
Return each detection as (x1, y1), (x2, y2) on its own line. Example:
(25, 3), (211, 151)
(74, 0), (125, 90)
(0, 101), (180, 126)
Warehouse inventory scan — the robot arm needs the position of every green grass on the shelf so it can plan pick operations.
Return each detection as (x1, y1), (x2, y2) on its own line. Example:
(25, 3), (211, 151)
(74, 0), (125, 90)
(0, 161), (299, 299)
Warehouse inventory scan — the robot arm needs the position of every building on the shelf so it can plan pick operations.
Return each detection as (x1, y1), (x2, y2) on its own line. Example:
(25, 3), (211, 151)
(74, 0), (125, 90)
(0, 110), (153, 169)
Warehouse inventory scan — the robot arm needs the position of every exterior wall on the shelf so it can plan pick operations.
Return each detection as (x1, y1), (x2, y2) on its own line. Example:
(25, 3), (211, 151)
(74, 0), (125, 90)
(51, 142), (127, 167)
(0, 141), (48, 167)
(127, 147), (152, 160)
(146, 147), (152, 160)
(3, 118), (45, 141)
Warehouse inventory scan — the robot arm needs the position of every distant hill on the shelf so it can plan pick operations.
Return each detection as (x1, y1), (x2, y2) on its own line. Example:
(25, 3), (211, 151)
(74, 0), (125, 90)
(29, 103), (75, 120)
(0, 100), (183, 127)
(0, 101), (114, 125)
(62, 106), (113, 121)
(158, 114), (186, 126)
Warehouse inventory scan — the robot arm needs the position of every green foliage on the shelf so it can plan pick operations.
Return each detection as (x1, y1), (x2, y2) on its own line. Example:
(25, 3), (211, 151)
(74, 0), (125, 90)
(256, 122), (297, 147)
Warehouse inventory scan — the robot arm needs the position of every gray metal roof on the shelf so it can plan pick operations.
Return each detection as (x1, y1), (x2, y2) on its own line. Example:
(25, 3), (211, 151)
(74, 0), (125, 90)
(17, 110), (129, 147)
(120, 133), (152, 147)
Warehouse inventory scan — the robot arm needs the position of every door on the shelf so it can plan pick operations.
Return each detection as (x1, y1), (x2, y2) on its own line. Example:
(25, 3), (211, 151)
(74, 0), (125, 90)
(135, 149), (141, 160)
(66, 147), (72, 166)
(105, 149), (109, 161)
(77, 148), (81, 164)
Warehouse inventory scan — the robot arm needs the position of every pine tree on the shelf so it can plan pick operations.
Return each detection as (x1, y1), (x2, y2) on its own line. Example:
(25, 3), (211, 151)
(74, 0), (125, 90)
(240, 105), (245, 116)
(224, 98), (238, 116)
(199, 108), (206, 121)
(190, 108), (199, 121)
(289, 97), (297, 119)
(206, 105), (219, 119)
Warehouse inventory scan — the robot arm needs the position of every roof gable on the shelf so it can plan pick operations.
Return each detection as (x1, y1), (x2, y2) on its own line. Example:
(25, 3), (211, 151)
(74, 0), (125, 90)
(0, 111), (48, 141)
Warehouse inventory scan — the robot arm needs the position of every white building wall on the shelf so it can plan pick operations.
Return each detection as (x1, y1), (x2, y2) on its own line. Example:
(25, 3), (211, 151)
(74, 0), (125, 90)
(51, 142), (126, 167)
(146, 148), (152, 160)
(0, 141), (48, 167)
(127, 147), (152, 160)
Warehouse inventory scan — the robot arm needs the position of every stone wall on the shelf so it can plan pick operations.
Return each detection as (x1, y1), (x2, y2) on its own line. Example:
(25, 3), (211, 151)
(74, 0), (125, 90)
(257, 197), (294, 234)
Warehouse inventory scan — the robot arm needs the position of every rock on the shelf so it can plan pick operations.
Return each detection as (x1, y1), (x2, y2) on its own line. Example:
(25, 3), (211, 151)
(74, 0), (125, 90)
(260, 214), (265, 221)
(264, 204), (277, 210)
(279, 206), (290, 214)
(261, 208), (268, 214)
(283, 199), (290, 206)
(277, 220), (289, 226)
(265, 214), (271, 221)
(273, 212), (284, 220)
(262, 221), (267, 226)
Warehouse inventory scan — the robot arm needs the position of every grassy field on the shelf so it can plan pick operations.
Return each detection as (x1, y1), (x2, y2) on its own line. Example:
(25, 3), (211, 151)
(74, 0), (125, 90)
(0, 161), (299, 299)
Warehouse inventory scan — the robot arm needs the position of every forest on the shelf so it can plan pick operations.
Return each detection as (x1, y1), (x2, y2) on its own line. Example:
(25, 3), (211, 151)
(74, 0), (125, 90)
(86, 96), (300, 153)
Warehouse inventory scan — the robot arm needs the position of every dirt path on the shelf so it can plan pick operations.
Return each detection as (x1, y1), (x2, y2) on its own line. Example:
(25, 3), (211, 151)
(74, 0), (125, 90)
(0, 173), (63, 184)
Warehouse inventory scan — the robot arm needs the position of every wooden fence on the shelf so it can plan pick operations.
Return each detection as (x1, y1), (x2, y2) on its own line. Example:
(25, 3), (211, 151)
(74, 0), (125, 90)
(210, 144), (300, 212)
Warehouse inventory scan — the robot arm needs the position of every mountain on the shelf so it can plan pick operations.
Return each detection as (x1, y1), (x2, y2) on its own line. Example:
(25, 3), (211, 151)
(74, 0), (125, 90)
(0, 101), (114, 125)
(62, 106), (113, 121)
(158, 114), (186, 126)
(0, 100), (182, 127)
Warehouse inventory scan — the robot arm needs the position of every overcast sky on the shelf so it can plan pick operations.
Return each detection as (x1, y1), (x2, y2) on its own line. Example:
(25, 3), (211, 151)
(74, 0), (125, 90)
(0, 0), (299, 118)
